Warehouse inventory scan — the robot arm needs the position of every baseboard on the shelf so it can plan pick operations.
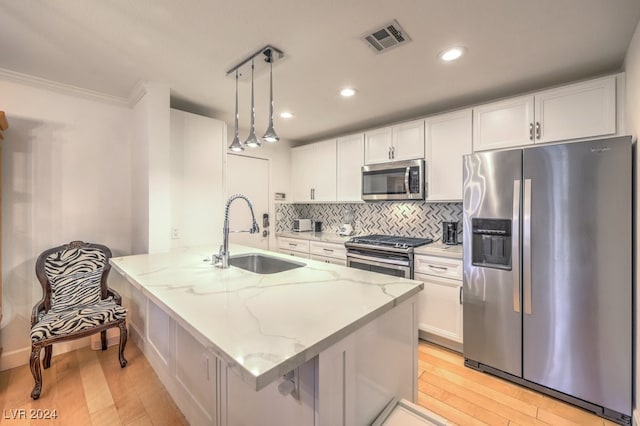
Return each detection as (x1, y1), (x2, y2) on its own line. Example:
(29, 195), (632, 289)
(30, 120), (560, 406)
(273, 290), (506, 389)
(418, 330), (463, 353)
(0, 337), (91, 371)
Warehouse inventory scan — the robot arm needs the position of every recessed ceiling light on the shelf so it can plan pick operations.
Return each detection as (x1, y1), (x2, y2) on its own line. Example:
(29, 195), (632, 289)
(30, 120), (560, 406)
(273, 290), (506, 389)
(439, 46), (465, 62)
(340, 88), (357, 97)
(280, 111), (294, 119)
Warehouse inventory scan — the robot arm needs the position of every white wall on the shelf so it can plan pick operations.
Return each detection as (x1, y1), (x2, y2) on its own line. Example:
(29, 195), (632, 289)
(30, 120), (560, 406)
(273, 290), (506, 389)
(0, 75), (133, 370)
(623, 18), (640, 425)
(170, 109), (226, 250)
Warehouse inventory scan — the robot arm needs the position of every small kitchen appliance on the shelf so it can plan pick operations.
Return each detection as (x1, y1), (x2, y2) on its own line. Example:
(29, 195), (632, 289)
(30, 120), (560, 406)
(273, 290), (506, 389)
(442, 221), (458, 245)
(292, 219), (312, 232)
(313, 221), (323, 232)
(361, 159), (425, 201)
(338, 224), (354, 236)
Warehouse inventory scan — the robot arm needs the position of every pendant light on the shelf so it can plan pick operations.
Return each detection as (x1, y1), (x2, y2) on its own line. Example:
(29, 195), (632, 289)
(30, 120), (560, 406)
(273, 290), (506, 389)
(243, 58), (260, 148)
(262, 49), (279, 143)
(228, 70), (244, 152)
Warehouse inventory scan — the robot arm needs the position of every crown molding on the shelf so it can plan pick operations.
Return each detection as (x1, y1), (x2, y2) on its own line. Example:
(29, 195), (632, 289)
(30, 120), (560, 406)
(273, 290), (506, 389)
(0, 68), (129, 106)
(127, 79), (149, 107)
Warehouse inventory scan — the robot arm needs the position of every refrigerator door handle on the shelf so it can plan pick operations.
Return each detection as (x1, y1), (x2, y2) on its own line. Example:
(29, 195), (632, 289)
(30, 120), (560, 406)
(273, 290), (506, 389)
(523, 178), (532, 315)
(512, 180), (521, 313)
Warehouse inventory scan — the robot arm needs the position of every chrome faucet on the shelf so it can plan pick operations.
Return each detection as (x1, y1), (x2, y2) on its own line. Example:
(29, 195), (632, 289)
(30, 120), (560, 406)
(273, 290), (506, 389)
(214, 194), (260, 268)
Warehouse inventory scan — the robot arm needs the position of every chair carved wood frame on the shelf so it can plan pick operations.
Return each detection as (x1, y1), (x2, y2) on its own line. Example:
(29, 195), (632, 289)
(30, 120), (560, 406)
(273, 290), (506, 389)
(30, 241), (128, 400)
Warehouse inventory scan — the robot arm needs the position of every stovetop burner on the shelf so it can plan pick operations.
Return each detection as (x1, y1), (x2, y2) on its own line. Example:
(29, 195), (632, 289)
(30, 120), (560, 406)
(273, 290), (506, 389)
(347, 234), (433, 249)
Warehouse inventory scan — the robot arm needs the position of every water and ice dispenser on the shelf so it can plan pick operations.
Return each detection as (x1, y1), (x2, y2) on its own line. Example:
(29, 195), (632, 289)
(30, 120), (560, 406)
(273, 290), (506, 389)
(471, 218), (512, 270)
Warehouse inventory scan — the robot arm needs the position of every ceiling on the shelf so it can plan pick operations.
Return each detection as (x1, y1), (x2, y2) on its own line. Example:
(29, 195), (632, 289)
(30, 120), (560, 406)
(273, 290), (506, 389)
(1, 1), (640, 144)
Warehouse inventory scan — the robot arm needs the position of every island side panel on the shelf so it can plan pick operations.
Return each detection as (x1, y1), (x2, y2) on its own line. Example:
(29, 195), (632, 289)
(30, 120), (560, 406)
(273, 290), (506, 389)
(317, 294), (419, 426)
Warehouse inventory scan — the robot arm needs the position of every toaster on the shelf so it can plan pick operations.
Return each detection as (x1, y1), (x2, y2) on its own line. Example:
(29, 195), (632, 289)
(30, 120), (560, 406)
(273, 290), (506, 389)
(293, 219), (313, 232)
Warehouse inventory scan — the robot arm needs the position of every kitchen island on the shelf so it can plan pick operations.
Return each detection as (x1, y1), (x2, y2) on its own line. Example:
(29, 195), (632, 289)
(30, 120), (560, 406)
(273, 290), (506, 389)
(110, 244), (423, 426)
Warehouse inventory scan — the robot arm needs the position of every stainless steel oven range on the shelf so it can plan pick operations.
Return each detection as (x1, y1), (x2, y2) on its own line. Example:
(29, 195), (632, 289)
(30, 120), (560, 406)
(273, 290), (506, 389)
(345, 234), (433, 279)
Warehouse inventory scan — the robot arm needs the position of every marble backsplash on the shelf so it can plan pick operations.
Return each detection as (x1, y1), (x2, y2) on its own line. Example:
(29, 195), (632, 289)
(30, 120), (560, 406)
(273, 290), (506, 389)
(275, 202), (463, 242)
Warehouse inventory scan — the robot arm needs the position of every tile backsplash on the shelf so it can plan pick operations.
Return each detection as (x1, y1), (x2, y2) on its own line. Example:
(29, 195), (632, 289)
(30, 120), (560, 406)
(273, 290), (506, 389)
(276, 202), (463, 242)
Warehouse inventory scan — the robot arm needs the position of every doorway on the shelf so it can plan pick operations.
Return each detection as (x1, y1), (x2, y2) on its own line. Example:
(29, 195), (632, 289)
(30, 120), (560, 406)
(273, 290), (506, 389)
(226, 154), (270, 250)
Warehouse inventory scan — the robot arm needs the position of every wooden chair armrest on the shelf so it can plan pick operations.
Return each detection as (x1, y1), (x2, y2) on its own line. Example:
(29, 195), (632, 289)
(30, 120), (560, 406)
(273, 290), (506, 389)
(107, 287), (123, 305)
(31, 299), (46, 326)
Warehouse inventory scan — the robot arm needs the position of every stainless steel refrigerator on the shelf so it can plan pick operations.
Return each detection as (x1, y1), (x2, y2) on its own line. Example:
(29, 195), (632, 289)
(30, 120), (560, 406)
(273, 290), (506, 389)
(462, 136), (632, 424)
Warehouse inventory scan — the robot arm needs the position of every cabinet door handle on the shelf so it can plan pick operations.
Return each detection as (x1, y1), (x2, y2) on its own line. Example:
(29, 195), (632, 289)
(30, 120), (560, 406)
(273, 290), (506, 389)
(529, 123), (534, 141)
(388, 147), (391, 160)
(535, 122), (541, 140)
(310, 188), (313, 200)
(459, 286), (463, 305)
(428, 264), (448, 271)
(391, 146), (395, 159)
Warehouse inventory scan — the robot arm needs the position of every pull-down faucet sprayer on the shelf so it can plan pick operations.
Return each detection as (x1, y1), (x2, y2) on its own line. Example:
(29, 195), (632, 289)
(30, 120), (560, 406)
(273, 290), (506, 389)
(214, 194), (260, 268)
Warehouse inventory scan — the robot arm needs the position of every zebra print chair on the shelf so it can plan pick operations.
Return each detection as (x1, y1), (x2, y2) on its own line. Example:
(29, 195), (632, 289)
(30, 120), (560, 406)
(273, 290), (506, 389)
(29, 241), (128, 399)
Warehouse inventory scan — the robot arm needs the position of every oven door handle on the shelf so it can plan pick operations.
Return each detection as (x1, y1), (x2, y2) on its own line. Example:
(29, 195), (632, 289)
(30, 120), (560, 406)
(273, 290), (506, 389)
(347, 252), (411, 269)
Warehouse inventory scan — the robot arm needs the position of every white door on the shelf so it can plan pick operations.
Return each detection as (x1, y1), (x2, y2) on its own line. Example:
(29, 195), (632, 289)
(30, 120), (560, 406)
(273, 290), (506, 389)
(226, 154), (269, 250)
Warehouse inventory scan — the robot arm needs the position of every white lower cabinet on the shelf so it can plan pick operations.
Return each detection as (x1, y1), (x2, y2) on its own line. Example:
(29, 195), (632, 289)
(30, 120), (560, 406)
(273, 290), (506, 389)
(414, 254), (463, 350)
(174, 324), (217, 424)
(277, 236), (347, 265)
(122, 278), (418, 426)
(277, 236), (311, 259)
(309, 240), (347, 266)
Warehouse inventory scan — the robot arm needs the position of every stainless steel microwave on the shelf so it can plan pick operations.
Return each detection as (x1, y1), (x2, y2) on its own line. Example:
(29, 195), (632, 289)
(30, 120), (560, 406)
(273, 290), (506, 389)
(361, 159), (425, 201)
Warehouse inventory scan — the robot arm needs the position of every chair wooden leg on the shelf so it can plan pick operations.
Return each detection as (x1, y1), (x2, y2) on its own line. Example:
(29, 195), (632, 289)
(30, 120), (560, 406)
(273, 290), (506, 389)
(30, 343), (43, 400)
(118, 321), (128, 368)
(43, 345), (53, 369)
(101, 330), (107, 350)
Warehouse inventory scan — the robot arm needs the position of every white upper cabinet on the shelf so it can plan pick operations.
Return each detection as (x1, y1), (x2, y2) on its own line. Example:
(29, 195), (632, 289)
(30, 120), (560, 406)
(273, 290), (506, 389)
(336, 133), (364, 202)
(291, 139), (337, 202)
(473, 95), (535, 151)
(534, 76), (616, 143)
(291, 143), (315, 202)
(392, 119), (426, 161)
(364, 127), (392, 164)
(425, 109), (472, 201)
(365, 119), (425, 164)
(473, 75), (617, 151)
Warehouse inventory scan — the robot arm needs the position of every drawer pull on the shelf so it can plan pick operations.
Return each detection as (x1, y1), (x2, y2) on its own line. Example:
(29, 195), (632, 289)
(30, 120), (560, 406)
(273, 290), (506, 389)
(288, 243), (297, 247)
(323, 248), (334, 253)
(428, 264), (448, 271)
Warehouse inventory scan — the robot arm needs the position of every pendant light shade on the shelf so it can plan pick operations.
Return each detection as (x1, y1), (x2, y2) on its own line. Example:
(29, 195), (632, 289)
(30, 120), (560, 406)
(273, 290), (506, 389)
(227, 45), (284, 150)
(262, 49), (279, 143)
(228, 70), (244, 152)
(243, 59), (261, 148)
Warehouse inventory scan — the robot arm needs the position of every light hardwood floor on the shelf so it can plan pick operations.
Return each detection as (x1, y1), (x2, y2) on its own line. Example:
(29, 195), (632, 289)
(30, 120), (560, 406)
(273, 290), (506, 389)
(0, 342), (186, 425)
(418, 341), (619, 426)
(0, 340), (620, 425)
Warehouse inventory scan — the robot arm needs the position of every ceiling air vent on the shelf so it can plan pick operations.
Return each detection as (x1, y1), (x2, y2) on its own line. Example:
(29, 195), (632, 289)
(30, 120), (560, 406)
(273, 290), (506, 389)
(362, 19), (411, 54)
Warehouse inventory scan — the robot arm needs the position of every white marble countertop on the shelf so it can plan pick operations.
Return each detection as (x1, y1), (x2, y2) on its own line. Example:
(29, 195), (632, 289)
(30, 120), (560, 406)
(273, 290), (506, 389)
(414, 242), (463, 259)
(276, 231), (354, 244)
(110, 245), (423, 391)
(278, 232), (464, 260)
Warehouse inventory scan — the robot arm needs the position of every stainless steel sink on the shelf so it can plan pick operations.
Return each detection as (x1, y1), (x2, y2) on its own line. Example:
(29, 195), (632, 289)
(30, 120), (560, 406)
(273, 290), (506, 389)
(229, 253), (305, 274)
